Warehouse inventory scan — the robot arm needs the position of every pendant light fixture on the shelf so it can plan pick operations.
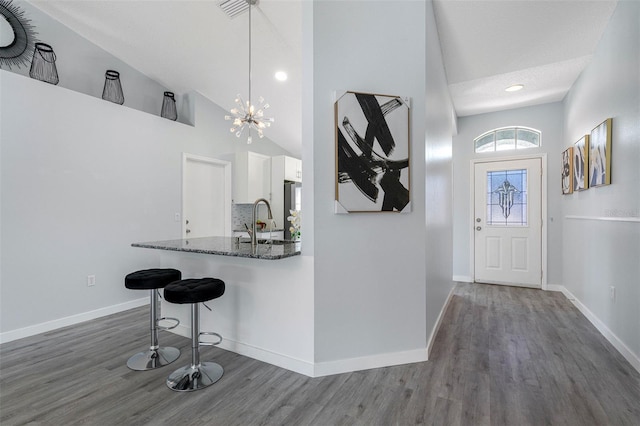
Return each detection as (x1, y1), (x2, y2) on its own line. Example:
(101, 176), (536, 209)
(225, 0), (274, 144)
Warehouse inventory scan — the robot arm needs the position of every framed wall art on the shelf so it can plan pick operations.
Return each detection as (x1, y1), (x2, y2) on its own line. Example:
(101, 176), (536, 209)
(573, 135), (589, 191)
(334, 90), (410, 213)
(589, 118), (612, 187)
(562, 146), (573, 194)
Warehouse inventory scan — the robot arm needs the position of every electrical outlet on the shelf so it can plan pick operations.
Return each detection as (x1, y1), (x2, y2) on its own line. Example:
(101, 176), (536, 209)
(609, 286), (615, 301)
(87, 275), (96, 287)
(174, 212), (181, 222)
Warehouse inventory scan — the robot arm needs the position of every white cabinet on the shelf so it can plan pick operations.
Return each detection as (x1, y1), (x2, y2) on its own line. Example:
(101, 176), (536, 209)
(227, 151), (271, 204)
(283, 156), (302, 182)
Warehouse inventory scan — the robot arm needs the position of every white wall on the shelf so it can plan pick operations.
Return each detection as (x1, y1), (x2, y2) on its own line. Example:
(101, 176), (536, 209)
(424, 1), (456, 348)
(157, 252), (315, 376)
(0, 71), (290, 337)
(452, 102), (565, 285)
(3, 0), (457, 376)
(561, 0), (640, 365)
(311, 0), (454, 369)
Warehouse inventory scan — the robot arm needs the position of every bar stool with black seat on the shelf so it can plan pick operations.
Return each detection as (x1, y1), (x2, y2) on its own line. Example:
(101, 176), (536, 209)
(163, 277), (225, 392)
(124, 268), (182, 370)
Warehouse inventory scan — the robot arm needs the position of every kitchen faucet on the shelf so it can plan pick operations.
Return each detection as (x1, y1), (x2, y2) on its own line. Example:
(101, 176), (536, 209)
(251, 198), (273, 247)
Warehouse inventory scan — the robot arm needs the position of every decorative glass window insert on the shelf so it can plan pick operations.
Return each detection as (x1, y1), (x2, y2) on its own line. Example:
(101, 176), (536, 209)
(474, 127), (540, 153)
(475, 133), (495, 153)
(486, 169), (528, 226)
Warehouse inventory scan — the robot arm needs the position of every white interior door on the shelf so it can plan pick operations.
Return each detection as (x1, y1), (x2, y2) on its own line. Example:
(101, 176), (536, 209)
(474, 158), (542, 287)
(183, 154), (232, 238)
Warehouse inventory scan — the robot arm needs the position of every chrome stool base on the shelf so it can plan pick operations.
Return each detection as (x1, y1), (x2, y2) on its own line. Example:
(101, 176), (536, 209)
(127, 346), (180, 371)
(166, 362), (223, 392)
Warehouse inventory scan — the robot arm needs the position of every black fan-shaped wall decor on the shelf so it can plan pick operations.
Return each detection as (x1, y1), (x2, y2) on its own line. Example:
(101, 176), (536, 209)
(0, 0), (38, 69)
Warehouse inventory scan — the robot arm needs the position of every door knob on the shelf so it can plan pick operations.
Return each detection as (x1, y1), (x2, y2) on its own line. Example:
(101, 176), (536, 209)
(186, 229), (191, 234)
(476, 226), (482, 231)
(476, 218), (481, 222)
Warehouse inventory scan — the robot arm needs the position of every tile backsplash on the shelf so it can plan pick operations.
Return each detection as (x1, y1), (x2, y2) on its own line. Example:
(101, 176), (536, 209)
(232, 204), (280, 231)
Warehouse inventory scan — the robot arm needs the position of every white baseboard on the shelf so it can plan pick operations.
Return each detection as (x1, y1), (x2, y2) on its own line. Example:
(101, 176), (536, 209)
(0, 297), (148, 345)
(559, 286), (640, 374)
(173, 323), (427, 378)
(171, 323), (315, 377)
(426, 285), (456, 358)
(544, 283), (564, 292)
(313, 348), (428, 378)
(452, 275), (473, 283)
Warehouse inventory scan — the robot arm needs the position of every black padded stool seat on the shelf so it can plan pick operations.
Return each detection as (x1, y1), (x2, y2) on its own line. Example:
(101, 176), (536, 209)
(125, 268), (181, 290)
(124, 268), (182, 371)
(164, 278), (225, 304)
(164, 277), (226, 392)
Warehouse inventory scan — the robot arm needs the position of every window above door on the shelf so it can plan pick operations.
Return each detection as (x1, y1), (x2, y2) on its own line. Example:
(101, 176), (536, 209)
(474, 127), (541, 153)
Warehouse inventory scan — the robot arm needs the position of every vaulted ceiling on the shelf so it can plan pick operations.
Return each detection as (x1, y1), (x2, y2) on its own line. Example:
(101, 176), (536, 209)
(30, 0), (617, 155)
(31, 0), (303, 156)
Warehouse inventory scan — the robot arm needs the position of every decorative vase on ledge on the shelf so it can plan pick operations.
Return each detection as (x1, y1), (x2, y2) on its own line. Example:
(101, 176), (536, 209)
(102, 70), (124, 105)
(29, 43), (59, 85)
(161, 91), (177, 121)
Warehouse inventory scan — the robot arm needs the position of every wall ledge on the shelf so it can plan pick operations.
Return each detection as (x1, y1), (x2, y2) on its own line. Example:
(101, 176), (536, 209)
(0, 70), (195, 127)
(565, 215), (640, 223)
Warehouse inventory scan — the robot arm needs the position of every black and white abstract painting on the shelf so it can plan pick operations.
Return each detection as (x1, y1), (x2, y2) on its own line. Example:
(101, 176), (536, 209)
(573, 135), (589, 192)
(589, 118), (612, 187)
(562, 146), (573, 194)
(334, 91), (410, 213)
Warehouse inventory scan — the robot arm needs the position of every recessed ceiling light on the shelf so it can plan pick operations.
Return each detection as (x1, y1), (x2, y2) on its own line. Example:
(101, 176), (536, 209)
(275, 71), (288, 82)
(505, 84), (524, 92)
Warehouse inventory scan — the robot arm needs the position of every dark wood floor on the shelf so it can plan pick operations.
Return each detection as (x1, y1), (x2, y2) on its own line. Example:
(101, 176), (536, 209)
(1, 283), (639, 425)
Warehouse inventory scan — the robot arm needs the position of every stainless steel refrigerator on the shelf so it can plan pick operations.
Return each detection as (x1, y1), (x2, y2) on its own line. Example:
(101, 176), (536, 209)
(284, 181), (302, 240)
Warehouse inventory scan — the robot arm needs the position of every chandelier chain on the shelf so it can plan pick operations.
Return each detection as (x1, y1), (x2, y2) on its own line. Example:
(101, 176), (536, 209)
(224, 0), (274, 144)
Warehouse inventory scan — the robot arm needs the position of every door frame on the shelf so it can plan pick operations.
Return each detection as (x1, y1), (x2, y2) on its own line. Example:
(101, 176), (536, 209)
(182, 153), (232, 238)
(469, 153), (548, 290)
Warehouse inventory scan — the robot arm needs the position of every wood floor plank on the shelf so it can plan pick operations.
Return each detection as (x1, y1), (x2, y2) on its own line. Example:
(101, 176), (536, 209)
(2, 282), (639, 425)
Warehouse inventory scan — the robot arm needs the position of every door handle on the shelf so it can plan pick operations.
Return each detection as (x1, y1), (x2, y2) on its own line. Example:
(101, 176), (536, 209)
(186, 229), (191, 234)
(476, 226), (482, 231)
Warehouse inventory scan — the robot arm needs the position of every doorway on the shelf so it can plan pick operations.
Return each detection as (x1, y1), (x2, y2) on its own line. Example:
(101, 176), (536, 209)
(182, 154), (232, 238)
(472, 156), (545, 288)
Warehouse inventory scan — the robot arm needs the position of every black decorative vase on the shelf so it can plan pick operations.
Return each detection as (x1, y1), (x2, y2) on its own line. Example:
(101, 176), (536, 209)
(161, 91), (177, 121)
(29, 43), (59, 85)
(102, 70), (124, 105)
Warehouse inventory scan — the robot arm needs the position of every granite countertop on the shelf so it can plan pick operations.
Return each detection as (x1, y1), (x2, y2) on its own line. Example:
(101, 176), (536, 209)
(132, 236), (300, 260)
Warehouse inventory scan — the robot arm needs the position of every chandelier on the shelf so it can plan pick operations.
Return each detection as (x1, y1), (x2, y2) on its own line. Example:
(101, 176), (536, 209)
(225, 0), (274, 144)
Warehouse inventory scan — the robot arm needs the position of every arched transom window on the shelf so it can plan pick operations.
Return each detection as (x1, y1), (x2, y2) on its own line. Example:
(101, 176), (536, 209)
(474, 127), (541, 153)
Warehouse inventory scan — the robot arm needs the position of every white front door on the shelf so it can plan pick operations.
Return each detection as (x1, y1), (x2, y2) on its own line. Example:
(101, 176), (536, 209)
(474, 158), (542, 287)
(182, 154), (232, 238)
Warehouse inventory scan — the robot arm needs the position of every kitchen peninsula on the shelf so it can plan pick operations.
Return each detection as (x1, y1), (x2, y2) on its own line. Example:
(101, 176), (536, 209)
(132, 236), (300, 260)
(131, 235), (313, 376)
